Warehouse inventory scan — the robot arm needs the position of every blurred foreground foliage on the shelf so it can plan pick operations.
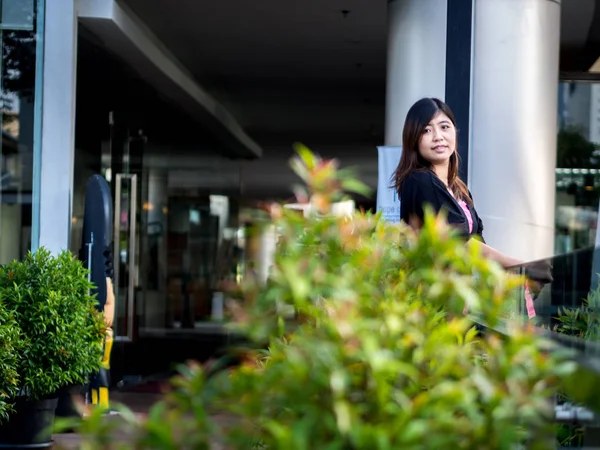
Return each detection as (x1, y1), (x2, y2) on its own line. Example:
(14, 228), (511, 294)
(63, 145), (576, 449)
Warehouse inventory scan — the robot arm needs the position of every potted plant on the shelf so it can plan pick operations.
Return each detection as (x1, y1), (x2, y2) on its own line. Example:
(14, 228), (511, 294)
(0, 248), (106, 447)
(0, 295), (20, 425)
(69, 147), (577, 448)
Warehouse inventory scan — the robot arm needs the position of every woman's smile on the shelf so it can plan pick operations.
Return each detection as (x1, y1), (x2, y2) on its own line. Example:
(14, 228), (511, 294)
(432, 144), (449, 153)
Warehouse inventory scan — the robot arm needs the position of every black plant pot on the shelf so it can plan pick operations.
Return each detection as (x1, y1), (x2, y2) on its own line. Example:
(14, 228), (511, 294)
(0, 397), (58, 449)
(55, 384), (87, 419)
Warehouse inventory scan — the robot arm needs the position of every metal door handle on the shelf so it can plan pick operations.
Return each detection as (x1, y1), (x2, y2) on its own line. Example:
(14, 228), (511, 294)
(113, 173), (137, 341)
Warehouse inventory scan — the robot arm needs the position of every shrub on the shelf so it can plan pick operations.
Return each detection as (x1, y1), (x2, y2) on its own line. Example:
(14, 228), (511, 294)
(0, 301), (19, 423)
(71, 146), (575, 449)
(0, 249), (106, 400)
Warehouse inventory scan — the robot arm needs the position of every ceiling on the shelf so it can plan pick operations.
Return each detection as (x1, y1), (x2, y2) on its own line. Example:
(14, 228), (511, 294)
(121, 0), (388, 91)
(121, 0), (600, 84)
(99, 0), (600, 150)
(116, 0), (388, 146)
(561, 0), (600, 73)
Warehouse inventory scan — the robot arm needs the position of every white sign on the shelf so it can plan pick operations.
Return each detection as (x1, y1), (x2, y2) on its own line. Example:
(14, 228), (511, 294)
(376, 146), (402, 223)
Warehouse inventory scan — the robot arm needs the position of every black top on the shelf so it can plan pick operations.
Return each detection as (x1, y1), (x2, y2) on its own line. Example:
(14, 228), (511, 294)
(399, 170), (485, 241)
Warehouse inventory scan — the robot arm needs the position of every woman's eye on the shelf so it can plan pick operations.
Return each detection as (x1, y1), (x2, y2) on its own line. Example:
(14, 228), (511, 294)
(423, 128), (432, 134)
(441, 125), (450, 130)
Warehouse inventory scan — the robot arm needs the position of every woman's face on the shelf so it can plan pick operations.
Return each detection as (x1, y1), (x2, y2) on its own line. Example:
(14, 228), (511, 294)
(417, 112), (456, 166)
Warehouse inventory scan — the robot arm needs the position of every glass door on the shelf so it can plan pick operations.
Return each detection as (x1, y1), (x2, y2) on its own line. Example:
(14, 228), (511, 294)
(108, 114), (146, 343)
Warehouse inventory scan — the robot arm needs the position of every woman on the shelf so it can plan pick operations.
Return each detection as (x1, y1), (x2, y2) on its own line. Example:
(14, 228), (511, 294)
(392, 97), (524, 269)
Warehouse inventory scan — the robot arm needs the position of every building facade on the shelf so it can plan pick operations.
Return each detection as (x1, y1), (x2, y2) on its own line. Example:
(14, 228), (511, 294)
(6, 0), (600, 379)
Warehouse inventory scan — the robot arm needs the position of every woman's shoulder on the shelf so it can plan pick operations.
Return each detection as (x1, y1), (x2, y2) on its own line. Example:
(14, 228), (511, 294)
(402, 170), (440, 193)
(403, 169), (435, 185)
(406, 169), (435, 181)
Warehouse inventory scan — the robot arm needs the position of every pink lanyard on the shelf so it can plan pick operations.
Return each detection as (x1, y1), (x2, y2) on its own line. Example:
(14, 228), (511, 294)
(457, 200), (473, 233)
(524, 283), (536, 318)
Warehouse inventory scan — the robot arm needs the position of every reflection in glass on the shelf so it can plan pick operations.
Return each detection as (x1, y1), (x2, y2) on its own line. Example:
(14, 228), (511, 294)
(556, 82), (600, 253)
(1, 0), (34, 30)
(0, 0), (40, 264)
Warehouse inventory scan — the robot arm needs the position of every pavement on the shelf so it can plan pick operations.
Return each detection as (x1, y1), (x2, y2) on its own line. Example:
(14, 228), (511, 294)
(52, 391), (235, 449)
(53, 392), (161, 449)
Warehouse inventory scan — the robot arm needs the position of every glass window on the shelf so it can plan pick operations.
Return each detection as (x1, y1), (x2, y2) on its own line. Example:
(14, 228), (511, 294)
(0, 0), (42, 264)
(556, 81), (600, 254)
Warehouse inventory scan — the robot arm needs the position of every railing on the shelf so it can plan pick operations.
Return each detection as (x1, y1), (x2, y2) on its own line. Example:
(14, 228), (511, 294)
(472, 247), (600, 448)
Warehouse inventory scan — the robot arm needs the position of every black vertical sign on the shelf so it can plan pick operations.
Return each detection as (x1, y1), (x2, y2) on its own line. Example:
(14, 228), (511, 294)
(445, 0), (474, 184)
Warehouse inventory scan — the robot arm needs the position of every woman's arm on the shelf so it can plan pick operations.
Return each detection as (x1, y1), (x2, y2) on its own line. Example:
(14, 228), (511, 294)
(467, 239), (524, 269)
(469, 236), (553, 295)
(104, 277), (115, 327)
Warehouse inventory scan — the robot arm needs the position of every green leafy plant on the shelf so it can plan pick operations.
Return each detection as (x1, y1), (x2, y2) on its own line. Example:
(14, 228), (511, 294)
(0, 301), (20, 423)
(557, 126), (600, 169)
(552, 281), (600, 446)
(554, 284), (600, 340)
(0, 248), (106, 400)
(68, 146), (576, 449)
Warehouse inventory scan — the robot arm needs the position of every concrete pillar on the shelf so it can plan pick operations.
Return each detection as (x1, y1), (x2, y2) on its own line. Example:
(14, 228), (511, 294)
(385, 0), (448, 146)
(37, 0), (78, 253)
(470, 0), (560, 261)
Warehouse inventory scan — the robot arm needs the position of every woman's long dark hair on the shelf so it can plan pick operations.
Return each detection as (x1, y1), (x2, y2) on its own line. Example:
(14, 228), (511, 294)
(391, 98), (471, 204)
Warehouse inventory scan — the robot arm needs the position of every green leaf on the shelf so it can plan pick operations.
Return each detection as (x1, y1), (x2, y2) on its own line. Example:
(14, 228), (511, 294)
(340, 178), (371, 197)
(333, 399), (352, 434)
(293, 142), (318, 170)
(290, 157), (309, 181)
